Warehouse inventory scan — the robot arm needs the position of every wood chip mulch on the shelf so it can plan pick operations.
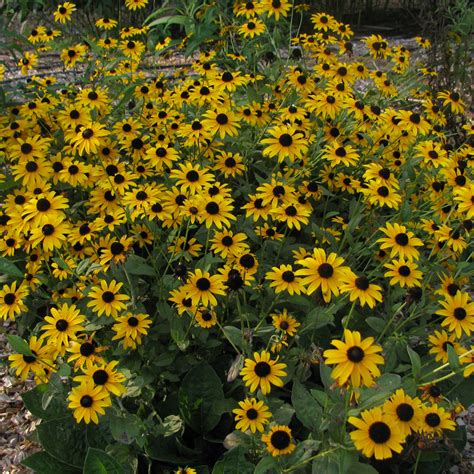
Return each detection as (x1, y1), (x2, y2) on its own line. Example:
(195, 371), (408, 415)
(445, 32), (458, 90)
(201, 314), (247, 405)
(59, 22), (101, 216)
(0, 324), (40, 474)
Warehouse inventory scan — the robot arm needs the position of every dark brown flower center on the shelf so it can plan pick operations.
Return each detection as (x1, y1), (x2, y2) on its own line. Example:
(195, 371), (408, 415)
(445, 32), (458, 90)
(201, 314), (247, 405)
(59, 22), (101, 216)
(347, 346), (365, 362)
(368, 422), (391, 443)
(254, 361), (271, 377)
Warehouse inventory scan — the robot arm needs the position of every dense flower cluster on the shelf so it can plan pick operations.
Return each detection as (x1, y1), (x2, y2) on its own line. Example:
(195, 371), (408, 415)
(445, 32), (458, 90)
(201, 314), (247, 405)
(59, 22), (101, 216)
(1, 0), (472, 471)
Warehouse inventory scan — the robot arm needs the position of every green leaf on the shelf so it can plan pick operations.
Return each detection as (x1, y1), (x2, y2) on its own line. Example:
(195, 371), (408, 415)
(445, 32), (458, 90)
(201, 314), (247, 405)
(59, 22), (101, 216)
(0, 257), (23, 277)
(447, 344), (461, 373)
(37, 417), (88, 468)
(347, 463), (379, 474)
(83, 448), (125, 474)
(254, 455), (278, 474)
(365, 317), (386, 333)
(407, 345), (421, 379)
(357, 374), (401, 409)
(22, 384), (68, 420)
(291, 380), (322, 431)
(6, 335), (33, 356)
(212, 447), (254, 474)
(124, 255), (155, 277)
(109, 413), (143, 444)
(178, 362), (225, 432)
(22, 451), (81, 473)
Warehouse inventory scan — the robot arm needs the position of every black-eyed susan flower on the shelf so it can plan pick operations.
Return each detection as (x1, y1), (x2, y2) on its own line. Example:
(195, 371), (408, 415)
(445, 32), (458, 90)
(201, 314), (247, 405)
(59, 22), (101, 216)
(261, 425), (296, 456)
(384, 258), (423, 288)
(262, 0), (292, 20)
(376, 222), (423, 261)
(233, 397), (271, 433)
(438, 90), (465, 114)
(0, 281), (29, 320)
(324, 329), (384, 388)
(261, 125), (309, 163)
(68, 381), (111, 424)
(266, 264), (304, 295)
(436, 291), (474, 338)
(420, 404), (456, 436)
(348, 406), (405, 460)
(95, 17), (118, 30)
(270, 200), (311, 230)
(295, 248), (352, 302)
(29, 215), (69, 251)
(195, 308), (217, 329)
(67, 336), (106, 370)
(18, 52), (38, 75)
(363, 181), (402, 209)
(54, 2), (76, 23)
(197, 195), (236, 229)
(87, 280), (130, 318)
(454, 183), (474, 218)
(112, 312), (151, 349)
(70, 122), (109, 155)
(428, 330), (465, 364)
(210, 229), (248, 259)
(125, 0), (149, 10)
(182, 269), (225, 307)
(202, 109), (241, 139)
(271, 309), (300, 336)
(238, 19), (266, 38)
(170, 162), (214, 195)
(240, 351), (287, 395)
(383, 389), (423, 436)
(74, 361), (126, 396)
(42, 303), (86, 349)
(8, 336), (54, 380)
(339, 273), (383, 308)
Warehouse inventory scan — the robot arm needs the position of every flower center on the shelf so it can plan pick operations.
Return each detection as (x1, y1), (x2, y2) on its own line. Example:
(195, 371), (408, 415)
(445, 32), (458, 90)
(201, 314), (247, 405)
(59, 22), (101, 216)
(136, 191), (148, 201)
(355, 276), (370, 290)
(254, 361), (271, 377)
(318, 263), (334, 278)
(36, 198), (51, 212)
(186, 170), (199, 182)
(377, 186), (389, 197)
(398, 265), (411, 277)
(270, 430), (291, 450)
(347, 346), (365, 362)
(453, 307), (466, 320)
(225, 157), (236, 168)
(368, 421), (391, 443)
(335, 147), (346, 157)
(26, 161), (38, 172)
(196, 277), (211, 291)
(80, 342), (95, 356)
(102, 291), (115, 303)
(396, 403), (414, 422)
(222, 236), (233, 247)
(216, 113), (228, 125)
(42, 224), (55, 236)
(81, 128), (94, 139)
(282, 271), (295, 282)
(395, 233), (409, 246)
(80, 395), (93, 408)
(93, 369), (109, 385)
(3, 293), (15, 305)
(285, 205), (297, 216)
(206, 202), (220, 215)
(55, 319), (69, 331)
(279, 133), (293, 147)
(128, 316), (139, 327)
(111, 242), (124, 255)
(425, 413), (441, 427)
(240, 254), (255, 268)
(246, 408), (258, 420)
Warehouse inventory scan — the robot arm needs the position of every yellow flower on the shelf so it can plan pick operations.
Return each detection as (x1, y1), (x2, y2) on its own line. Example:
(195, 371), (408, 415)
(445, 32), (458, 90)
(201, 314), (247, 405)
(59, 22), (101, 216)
(240, 351), (287, 395)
